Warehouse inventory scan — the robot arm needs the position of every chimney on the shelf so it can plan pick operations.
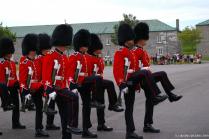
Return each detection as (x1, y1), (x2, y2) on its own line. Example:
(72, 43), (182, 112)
(176, 19), (180, 31)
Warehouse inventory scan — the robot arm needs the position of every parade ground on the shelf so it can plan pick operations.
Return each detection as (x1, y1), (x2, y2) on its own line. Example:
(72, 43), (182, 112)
(1, 63), (209, 139)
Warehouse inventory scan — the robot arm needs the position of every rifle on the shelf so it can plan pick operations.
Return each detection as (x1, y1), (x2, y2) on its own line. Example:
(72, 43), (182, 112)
(70, 61), (82, 94)
(92, 64), (98, 76)
(43, 60), (60, 115)
(116, 57), (130, 106)
(21, 67), (33, 112)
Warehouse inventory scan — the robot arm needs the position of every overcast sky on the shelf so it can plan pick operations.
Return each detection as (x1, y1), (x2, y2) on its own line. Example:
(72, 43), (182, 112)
(1, 0), (209, 30)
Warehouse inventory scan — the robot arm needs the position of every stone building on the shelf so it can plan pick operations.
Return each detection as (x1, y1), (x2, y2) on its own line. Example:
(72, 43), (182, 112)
(196, 19), (209, 57)
(8, 20), (180, 62)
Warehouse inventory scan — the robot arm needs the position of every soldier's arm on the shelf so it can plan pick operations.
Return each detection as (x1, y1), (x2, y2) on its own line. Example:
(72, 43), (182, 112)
(113, 51), (125, 86)
(42, 54), (54, 91)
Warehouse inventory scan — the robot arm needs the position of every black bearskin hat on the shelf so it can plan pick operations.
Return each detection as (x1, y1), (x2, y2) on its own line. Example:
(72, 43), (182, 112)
(51, 24), (73, 47)
(117, 23), (135, 46)
(37, 33), (51, 55)
(0, 37), (15, 58)
(134, 22), (149, 41)
(88, 33), (103, 55)
(73, 29), (91, 52)
(22, 33), (38, 56)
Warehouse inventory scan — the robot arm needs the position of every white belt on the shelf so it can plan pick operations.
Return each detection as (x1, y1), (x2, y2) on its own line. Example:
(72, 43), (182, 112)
(55, 76), (64, 80)
(8, 77), (15, 80)
(79, 72), (88, 76)
(127, 69), (135, 73)
(31, 80), (38, 83)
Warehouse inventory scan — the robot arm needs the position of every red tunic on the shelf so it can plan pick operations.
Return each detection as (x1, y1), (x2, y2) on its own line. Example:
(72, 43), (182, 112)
(133, 47), (150, 67)
(34, 55), (44, 82)
(113, 47), (139, 86)
(0, 58), (18, 87)
(19, 56), (43, 93)
(42, 49), (70, 90)
(90, 56), (105, 77)
(68, 52), (94, 85)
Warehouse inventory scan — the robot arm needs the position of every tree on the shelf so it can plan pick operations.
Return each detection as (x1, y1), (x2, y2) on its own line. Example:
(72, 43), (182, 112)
(0, 22), (16, 41)
(111, 14), (139, 45)
(178, 26), (201, 54)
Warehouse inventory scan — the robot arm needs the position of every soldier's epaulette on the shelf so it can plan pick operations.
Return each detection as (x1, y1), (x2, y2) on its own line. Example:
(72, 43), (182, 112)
(48, 50), (54, 54)
(73, 52), (79, 55)
(22, 59), (28, 64)
(0, 58), (5, 64)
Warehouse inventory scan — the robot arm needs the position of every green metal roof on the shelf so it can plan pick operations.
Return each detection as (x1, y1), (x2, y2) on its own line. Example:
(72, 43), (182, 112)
(8, 20), (176, 38)
(196, 19), (209, 26)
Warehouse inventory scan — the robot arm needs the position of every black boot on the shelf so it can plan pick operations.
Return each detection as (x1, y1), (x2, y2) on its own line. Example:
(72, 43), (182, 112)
(153, 95), (168, 105)
(97, 124), (113, 132)
(3, 104), (15, 111)
(82, 129), (97, 138)
(143, 124), (160, 133)
(46, 124), (60, 130)
(126, 132), (143, 139)
(0, 131), (2, 135)
(35, 129), (49, 137)
(12, 123), (26, 129)
(108, 104), (124, 112)
(68, 127), (83, 135)
(62, 131), (72, 139)
(91, 101), (105, 109)
(168, 93), (183, 102)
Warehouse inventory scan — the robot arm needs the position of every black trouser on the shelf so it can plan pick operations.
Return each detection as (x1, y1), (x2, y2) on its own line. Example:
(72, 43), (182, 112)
(124, 69), (161, 132)
(152, 71), (175, 95)
(46, 100), (56, 125)
(56, 88), (78, 139)
(9, 86), (21, 126)
(32, 91), (44, 130)
(96, 79), (118, 125)
(78, 76), (104, 130)
(56, 92), (71, 139)
(0, 83), (12, 108)
(68, 92), (79, 128)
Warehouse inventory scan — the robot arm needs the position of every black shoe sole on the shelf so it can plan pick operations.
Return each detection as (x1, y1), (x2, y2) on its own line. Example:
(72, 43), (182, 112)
(169, 96), (183, 102)
(143, 129), (160, 133)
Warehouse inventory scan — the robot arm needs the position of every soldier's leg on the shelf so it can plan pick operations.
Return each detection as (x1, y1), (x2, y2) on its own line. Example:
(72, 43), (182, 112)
(124, 87), (136, 133)
(67, 92), (82, 135)
(56, 94), (71, 139)
(83, 76), (105, 109)
(79, 83), (97, 138)
(152, 71), (182, 102)
(0, 83), (13, 111)
(143, 99), (160, 133)
(9, 85), (25, 129)
(32, 89), (49, 137)
(129, 70), (167, 105)
(102, 79), (117, 107)
(46, 100), (60, 130)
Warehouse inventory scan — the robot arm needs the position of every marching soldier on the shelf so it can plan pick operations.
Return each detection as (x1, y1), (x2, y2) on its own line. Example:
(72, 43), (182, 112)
(42, 24), (77, 139)
(68, 29), (105, 138)
(113, 23), (167, 139)
(36, 33), (60, 130)
(87, 33), (124, 132)
(19, 34), (49, 137)
(0, 37), (26, 129)
(133, 22), (182, 132)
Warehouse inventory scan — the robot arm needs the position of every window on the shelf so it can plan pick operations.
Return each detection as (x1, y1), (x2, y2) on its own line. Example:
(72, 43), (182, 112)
(157, 47), (163, 55)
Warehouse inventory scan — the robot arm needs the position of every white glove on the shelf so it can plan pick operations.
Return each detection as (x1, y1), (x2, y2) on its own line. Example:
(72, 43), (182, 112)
(141, 67), (151, 71)
(121, 87), (129, 94)
(49, 91), (57, 100)
(25, 94), (32, 101)
(72, 89), (79, 94)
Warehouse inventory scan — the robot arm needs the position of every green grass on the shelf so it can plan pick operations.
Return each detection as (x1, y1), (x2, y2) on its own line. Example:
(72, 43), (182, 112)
(202, 56), (209, 61)
(181, 44), (196, 55)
